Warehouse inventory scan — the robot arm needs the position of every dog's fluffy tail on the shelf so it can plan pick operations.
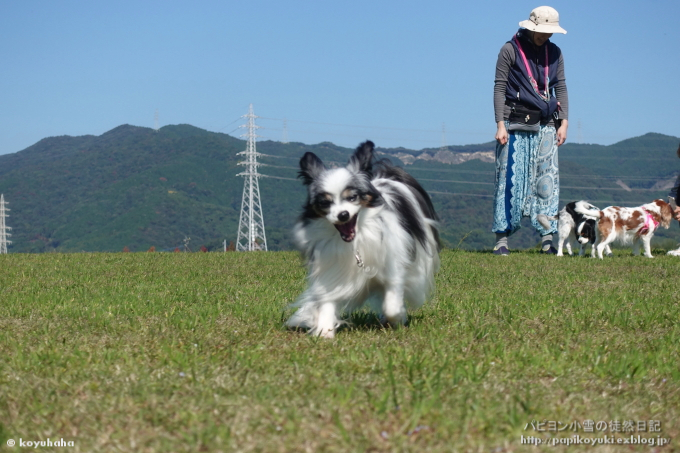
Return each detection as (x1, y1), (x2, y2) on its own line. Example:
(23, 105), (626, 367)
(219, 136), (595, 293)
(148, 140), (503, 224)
(573, 200), (601, 220)
(536, 214), (559, 231)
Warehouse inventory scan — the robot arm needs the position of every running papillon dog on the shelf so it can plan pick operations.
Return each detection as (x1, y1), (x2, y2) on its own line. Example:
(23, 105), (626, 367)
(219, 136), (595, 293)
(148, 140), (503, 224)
(286, 141), (440, 338)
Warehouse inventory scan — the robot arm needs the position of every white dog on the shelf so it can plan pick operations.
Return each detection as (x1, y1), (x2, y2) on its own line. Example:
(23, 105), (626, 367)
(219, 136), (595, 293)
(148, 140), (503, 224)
(286, 141), (440, 338)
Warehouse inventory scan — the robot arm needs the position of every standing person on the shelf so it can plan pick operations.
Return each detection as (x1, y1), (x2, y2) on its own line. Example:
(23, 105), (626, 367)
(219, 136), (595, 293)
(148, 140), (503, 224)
(491, 6), (569, 255)
(666, 144), (680, 256)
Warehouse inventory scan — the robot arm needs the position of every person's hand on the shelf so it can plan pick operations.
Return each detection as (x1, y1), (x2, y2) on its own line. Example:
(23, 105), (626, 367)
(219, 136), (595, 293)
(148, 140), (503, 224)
(495, 121), (508, 145)
(557, 119), (568, 146)
(673, 206), (680, 221)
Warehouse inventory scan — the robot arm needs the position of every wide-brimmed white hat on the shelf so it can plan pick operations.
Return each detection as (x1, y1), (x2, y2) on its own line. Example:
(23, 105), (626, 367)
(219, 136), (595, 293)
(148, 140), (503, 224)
(519, 6), (567, 34)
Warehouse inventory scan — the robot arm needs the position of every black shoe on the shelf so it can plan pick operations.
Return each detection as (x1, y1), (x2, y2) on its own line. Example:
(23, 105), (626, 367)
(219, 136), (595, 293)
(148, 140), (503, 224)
(493, 246), (510, 256)
(541, 246), (558, 255)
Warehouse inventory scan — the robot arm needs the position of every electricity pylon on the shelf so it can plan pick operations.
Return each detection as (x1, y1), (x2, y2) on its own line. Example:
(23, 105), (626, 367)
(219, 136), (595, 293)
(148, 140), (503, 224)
(0, 194), (12, 254)
(235, 104), (268, 251)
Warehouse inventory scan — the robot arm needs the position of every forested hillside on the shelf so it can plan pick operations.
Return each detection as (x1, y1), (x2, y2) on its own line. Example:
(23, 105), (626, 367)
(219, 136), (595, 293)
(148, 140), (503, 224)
(0, 124), (677, 252)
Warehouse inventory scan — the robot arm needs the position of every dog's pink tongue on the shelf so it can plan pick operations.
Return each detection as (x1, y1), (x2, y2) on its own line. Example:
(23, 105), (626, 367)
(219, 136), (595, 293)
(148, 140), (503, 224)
(334, 216), (357, 242)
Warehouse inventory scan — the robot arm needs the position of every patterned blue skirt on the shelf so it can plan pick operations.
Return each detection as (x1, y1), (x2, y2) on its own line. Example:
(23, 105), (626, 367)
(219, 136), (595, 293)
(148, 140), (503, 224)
(492, 124), (559, 235)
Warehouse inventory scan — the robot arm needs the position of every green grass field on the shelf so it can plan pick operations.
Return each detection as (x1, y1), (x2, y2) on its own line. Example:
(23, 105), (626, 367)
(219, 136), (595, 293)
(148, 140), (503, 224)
(1, 250), (679, 452)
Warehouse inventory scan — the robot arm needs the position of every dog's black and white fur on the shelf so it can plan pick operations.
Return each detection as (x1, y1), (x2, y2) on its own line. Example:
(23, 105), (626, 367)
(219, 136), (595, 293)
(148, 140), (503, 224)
(538, 201), (612, 257)
(285, 141), (440, 338)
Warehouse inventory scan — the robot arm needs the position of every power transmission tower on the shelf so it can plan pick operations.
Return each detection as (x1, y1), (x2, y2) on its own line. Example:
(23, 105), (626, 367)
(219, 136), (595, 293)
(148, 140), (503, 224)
(282, 118), (289, 144)
(154, 109), (160, 132)
(0, 194), (12, 254)
(236, 104), (268, 251)
(439, 122), (447, 152)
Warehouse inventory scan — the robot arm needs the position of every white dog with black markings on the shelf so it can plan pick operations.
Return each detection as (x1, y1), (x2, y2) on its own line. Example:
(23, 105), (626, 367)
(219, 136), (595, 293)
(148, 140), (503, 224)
(538, 201), (612, 257)
(286, 141), (440, 338)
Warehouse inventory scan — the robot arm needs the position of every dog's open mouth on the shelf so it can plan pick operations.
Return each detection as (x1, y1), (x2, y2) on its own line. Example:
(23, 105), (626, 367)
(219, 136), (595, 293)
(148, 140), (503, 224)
(334, 215), (358, 242)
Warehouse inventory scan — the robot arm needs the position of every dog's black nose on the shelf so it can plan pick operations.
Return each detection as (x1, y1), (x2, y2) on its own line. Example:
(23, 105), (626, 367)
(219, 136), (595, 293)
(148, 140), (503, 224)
(338, 211), (350, 222)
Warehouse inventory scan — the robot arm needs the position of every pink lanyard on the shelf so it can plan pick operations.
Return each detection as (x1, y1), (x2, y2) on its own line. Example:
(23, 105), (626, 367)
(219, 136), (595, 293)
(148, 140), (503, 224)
(513, 35), (550, 102)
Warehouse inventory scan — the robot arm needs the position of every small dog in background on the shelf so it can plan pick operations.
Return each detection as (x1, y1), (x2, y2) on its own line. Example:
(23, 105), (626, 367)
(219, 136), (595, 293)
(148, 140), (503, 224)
(538, 201), (612, 257)
(286, 141), (440, 338)
(575, 199), (673, 259)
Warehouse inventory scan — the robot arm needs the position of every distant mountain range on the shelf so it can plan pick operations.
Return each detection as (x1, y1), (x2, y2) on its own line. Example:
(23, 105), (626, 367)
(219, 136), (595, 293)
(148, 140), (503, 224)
(0, 124), (678, 252)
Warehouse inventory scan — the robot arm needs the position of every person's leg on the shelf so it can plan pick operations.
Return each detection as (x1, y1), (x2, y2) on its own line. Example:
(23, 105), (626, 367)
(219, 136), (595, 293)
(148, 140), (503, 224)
(493, 232), (509, 255)
(492, 126), (532, 253)
(541, 233), (554, 253)
(668, 217), (680, 256)
(528, 126), (559, 252)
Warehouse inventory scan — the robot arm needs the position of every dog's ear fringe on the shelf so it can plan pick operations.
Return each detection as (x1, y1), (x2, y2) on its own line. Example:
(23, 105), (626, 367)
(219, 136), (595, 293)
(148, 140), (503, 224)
(349, 140), (375, 174)
(298, 152), (325, 185)
(657, 199), (674, 228)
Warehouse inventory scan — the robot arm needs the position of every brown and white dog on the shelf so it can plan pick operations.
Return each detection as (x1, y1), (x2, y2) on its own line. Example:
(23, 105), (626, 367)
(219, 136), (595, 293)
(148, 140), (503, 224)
(575, 199), (673, 259)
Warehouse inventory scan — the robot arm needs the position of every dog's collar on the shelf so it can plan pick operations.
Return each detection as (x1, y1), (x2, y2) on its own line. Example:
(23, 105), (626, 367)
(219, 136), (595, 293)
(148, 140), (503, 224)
(354, 250), (377, 276)
(354, 252), (365, 268)
(640, 208), (659, 235)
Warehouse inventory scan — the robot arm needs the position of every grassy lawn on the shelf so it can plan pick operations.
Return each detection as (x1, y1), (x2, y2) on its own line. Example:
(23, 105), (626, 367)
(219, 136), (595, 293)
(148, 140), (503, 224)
(0, 250), (679, 452)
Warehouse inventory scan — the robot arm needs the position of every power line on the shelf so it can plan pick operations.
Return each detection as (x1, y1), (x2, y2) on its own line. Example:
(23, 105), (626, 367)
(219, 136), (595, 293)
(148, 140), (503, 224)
(256, 150), (678, 177)
(216, 116), (245, 133)
(258, 116), (447, 135)
(428, 191), (667, 206)
(259, 173), (673, 200)
(556, 185), (668, 192)
(558, 155), (678, 161)
(257, 164), (298, 170)
(417, 177), (670, 192)
(405, 166), (678, 181)
(253, 165), (675, 196)
(262, 175), (298, 181)
(419, 178), (494, 186)
(257, 129), (446, 145)
(429, 191), (493, 198)
(255, 155), (678, 188)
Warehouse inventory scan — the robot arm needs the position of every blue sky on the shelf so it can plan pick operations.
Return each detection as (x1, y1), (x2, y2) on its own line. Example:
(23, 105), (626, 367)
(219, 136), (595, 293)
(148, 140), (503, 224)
(1, 0), (679, 155)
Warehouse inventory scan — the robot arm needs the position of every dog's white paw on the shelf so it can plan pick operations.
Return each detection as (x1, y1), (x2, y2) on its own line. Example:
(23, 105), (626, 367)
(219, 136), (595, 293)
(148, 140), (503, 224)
(379, 313), (407, 328)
